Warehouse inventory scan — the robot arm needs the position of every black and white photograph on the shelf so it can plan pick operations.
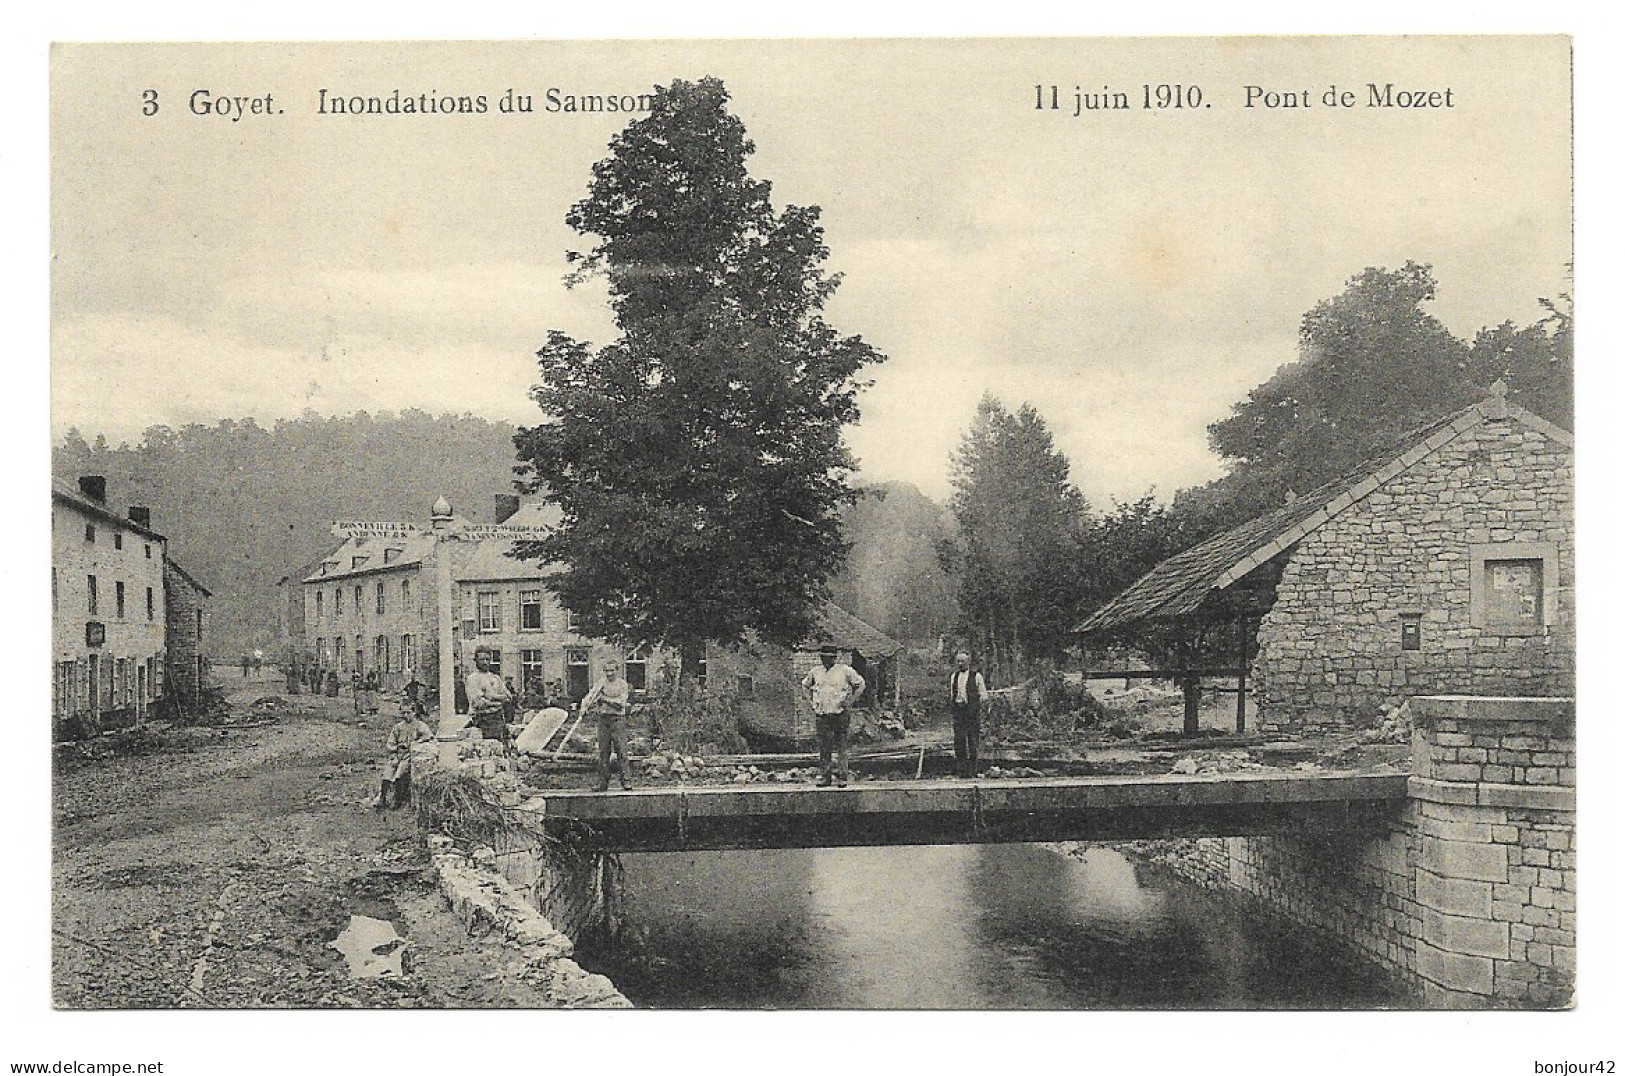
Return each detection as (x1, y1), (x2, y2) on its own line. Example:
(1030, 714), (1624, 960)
(22, 23), (1612, 1074)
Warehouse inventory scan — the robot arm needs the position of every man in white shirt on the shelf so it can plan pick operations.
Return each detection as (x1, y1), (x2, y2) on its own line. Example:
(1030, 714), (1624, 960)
(948, 651), (989, 777)
(465, 647), (513, 745)
(802, 644), (865, 787)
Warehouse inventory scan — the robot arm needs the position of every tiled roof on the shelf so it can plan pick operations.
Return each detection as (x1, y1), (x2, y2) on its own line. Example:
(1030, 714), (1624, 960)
(806, 602), (903, 656)
(1076, 396), (1572, 635)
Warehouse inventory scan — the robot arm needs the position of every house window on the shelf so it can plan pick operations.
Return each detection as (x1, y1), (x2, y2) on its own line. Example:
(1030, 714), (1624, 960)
(564, 608), (579, 633)
(85, 523), (95, 543)
(146, 586), (154, 621)
(375, 635), (390, 672)
(737, 675), (755, 698)
(521, 650), (547, 696)
(384, 547), (402, 565)
(116, 581), (125, 619)
(87, 575), (98, 615)
(478, 591), (502, 633)
(114, 532), (123, 550)
(520, 590), (544, 631)
(376, 581), (386, 614)
(694, 655), (708, 687)
(401, 579), (412, 610)
(1470, 542), (1557, 635)
(317, 591), (324, 619)
(334, 588), (343, 617)
(352, 556), (369, 570)
(625, 650), (648, 692)
(485, 648), (503, 675)
(401, 635), (415, 676)
(145, 544), (151, 559)
(1400, 614), (1422, 651)
(353, 586), (363, 614)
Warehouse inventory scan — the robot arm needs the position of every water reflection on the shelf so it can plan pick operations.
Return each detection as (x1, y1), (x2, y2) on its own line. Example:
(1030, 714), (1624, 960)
(579, 843), (1404, 1009)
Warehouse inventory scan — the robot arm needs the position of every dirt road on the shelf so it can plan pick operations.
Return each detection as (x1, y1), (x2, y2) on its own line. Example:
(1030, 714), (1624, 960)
(52, 677), (553, 1008)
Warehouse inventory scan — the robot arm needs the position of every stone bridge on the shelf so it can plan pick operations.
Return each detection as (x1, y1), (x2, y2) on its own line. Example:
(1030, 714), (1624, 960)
(420, 695), (1574, 1010)
(531, 772), (1408, 852)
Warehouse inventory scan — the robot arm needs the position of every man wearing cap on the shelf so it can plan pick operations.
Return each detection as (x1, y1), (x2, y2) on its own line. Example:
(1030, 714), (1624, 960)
(802, 645), (865, 787)
(466, 647), (513, 745)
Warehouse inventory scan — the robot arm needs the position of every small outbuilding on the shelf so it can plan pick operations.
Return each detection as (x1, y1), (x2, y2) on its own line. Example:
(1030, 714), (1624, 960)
(708, 602), (904, 749)
(1079, 385), (1574, 732)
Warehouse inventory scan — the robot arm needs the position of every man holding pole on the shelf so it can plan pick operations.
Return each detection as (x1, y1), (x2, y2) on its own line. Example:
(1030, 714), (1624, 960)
(580, 659), (635, 792)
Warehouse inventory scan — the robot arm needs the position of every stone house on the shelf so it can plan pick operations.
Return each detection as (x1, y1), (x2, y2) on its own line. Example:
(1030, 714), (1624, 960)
(1079, 385), (1574, 732)
(707, 602), (903, 748)
(163, 556), (213, 707)
(52, 476), (169, 736)
(302, 497), (670, 703)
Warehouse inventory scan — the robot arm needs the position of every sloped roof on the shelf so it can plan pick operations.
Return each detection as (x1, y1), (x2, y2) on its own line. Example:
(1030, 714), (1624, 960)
(1076, 394), (1572, 635)
(805, 602), (903, 656)
(164, 556), (212, 597)
(448, 502), (562, 582)
(303, 530), (440, 583)
(52, 480), (166, 542)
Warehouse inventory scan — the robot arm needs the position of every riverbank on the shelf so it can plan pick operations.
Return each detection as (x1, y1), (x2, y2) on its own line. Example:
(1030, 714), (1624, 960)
(51, 677), (586, 1007)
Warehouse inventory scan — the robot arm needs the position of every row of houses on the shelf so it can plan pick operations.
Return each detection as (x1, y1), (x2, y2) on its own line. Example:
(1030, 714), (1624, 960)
(52, 476), (211, 738)
(1080, 384), (1575, 732)
(280, 494), (904, 743)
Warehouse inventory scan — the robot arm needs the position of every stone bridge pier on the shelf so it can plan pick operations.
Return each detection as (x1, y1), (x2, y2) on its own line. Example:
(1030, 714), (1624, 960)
(1147, 695), (1575, 1008)
(1408, 696), (1575, 1006)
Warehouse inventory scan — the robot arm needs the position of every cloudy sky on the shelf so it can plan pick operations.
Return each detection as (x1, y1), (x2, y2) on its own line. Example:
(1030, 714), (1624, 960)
(51, 37), (1571, 505)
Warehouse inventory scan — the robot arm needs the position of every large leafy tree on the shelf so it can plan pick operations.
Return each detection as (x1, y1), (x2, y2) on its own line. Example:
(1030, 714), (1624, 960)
(941, 395), (1087, 680)
(1207, 262), (1478, 516)
(514, 78), (885, 671)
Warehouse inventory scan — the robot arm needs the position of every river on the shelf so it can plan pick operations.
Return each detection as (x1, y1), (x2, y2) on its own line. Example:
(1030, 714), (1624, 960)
(575, 843), (1407, 1009)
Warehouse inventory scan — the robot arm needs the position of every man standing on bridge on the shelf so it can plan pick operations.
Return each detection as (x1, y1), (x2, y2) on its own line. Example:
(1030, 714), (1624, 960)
(803, 644), (865, 788)
(948, 650), (989, 778)
(580, 659), (635, 791)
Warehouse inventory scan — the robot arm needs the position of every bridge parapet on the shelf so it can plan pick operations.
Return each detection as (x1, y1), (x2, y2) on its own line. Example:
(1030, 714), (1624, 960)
(1408, 696), (1575, 1007)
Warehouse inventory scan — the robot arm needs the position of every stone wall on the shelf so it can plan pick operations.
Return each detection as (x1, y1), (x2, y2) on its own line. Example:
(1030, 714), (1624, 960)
(412, 734), (617, 942)
(1136, 696), (1575, 1008)
(164, 559), (209, 703)
(1255, 414), (1573, 732)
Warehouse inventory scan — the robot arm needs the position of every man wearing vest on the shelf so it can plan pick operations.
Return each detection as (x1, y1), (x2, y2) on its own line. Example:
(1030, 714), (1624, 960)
(948, 651), (988, 777)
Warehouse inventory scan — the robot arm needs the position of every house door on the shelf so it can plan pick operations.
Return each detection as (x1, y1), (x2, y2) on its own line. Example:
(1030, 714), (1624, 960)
(851, 652), (871, 707)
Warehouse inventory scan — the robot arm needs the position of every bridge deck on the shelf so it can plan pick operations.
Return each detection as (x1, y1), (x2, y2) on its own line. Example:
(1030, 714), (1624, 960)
(531, 771), (1410, 851)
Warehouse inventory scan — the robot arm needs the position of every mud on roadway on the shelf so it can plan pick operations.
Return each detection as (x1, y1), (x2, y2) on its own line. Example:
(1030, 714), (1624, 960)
(51, 677), (554, 1009)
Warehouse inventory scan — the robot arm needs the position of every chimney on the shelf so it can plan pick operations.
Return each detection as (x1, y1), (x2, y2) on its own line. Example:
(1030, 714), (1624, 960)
(494, 494), (521, 524)
(78, 475), (107, 503)
(127, 506), (151, 528)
